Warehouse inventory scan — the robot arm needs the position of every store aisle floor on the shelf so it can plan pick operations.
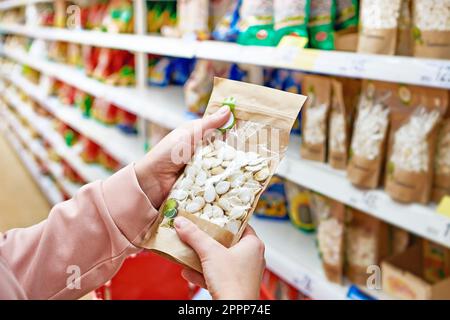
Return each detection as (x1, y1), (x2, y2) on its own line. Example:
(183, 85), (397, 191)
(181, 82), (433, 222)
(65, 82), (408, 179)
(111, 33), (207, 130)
(0, 133), (50, 232)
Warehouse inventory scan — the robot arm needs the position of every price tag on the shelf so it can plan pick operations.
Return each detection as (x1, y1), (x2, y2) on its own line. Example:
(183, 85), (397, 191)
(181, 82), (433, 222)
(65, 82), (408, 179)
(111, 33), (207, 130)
(294, 273), (313, 295)
(275, 36), (317, 69)
(437, 196), (450, 218)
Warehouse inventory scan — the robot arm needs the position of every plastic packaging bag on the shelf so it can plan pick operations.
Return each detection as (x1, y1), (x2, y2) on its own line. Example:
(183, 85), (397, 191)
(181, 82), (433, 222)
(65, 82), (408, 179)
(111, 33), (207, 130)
(254, 176), (289, 220)
(432, 120), (450, 203)
(212, 0), (242, 41)
(285, 180), (315, 232)
(143, 77), (306, 272)
(273, 0), (310, 45)
(308, 0), (336, 50)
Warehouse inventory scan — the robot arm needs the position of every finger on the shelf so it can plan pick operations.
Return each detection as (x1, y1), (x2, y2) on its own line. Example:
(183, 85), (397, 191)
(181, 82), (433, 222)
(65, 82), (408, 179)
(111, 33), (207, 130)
(201, 105), (231, 133)
(241, 225), (258, 238)
(181, 268), (207, 288)
(174, 216), (223, 260)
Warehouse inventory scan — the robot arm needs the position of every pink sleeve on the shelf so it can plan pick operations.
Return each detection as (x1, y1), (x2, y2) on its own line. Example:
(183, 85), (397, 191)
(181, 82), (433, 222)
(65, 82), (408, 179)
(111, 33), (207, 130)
(0, 164), (159, 299)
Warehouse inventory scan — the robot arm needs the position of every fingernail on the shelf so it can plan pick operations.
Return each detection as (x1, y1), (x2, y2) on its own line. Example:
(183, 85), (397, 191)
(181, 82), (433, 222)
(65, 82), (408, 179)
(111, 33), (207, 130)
(216, 105), (229, 115)
(174, 216), (188, 229)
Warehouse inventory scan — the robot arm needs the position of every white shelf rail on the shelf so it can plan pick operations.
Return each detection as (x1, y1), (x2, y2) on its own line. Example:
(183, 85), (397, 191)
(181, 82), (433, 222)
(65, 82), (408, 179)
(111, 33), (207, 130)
(0, 0), (51, 10)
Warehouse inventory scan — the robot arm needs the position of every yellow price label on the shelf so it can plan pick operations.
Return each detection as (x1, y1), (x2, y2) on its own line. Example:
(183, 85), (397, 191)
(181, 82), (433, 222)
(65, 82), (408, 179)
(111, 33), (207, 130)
(276, 36), (319, 70)
(437, 196), (450, 218)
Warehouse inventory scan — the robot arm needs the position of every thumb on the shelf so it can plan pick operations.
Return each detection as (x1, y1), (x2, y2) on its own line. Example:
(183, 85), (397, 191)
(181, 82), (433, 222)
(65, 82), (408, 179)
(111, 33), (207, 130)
(174, 216), (223, 260)
(201, 105), (231, 133)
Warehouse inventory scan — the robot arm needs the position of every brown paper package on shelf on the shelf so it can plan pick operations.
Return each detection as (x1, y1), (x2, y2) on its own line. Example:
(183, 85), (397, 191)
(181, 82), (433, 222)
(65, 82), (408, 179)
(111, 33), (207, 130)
(142, 78), (306, 272)
(345, 208), (390, 286)
(328, 78), (360, 170)
(300, 75), (331, 162)
(347, 81), (391, 189)
(432, 120), (450, 203)
(384, 85), (448, 204)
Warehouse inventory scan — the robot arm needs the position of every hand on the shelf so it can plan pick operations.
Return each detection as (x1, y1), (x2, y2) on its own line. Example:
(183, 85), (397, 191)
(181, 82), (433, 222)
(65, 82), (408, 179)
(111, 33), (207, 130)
(135, 106), (231, 209)
(174, 216), (266, 300)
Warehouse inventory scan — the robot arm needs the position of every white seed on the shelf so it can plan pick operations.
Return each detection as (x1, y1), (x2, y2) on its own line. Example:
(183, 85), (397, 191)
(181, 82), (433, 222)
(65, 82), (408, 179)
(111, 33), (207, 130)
(195, 170), (208, 186)
(224, 219), (242, 234)
(230, 206), (247, 220)
(223, 146), (236, 161)
(178, 177), (194, 189)
(170, 189), (188, 201)
(238, 188), (253, 204)
(186, 201), (202, 213)
(247, 157), (266, 166)
(210, 217), (228, 228)
(218, 197), (232, 212)
(234, 151), (249, 167)
(213, 139), (226, 150)
(204, 185), (216, 203)
(222, 161), (231, 168)
(211, 205), (224, 218)
(211, 166), (225, 175)
(216, 181), (231, 195)
(185, 165), (198, 178)
(201, 145), (214, 156)
(245, 163), (266, 172)
(202, 203), (213, 218)
(230, 174), (245, 188)
(193, 196), (206, 208)
(202, 158), (214, 170)
(200, 213), (211, 221)
(254, 167), (270, 181)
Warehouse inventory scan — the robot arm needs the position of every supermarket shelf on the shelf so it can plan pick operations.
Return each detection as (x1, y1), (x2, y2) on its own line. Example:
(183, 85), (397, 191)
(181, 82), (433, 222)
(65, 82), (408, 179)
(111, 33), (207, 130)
(0, 123), (63, 205)
(0, 0), (51, 10)
(2, 105), (81, 196)
(3, 88), (111, 182)
(0, 24), (197, 57)
(6, 71), (146, 164)
(197, 41), (450, 89)
(1, 47), (188, 129)
(0, 24), (448, 88)
(277, 136), (450, 248)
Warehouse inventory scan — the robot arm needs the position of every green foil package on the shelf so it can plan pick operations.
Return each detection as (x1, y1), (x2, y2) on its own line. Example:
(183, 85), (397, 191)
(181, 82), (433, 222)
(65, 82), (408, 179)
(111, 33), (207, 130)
(308, 0), (336, 50)
(237, 0), (276, 46)
(335, 0), (358, 31)
(273, 0), (310, 45)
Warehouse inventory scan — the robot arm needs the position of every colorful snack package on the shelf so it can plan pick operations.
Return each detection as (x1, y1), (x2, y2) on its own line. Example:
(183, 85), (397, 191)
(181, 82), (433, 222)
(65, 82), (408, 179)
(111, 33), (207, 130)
(117, 109), (138, 135)
(345, 208), (389, 286)
(81, 138), (101, 164)
(385, 85), (448, 204)
(254, 176), (289, 220)
(92, 98), (119, 125)
(423, 239), (450, 284)
(285, 180), (315, 232)
(148, 57), (172, 87)
(357, 0), (402, 55)
(273, 0), (310, 45)
(347, 81), (390, 189)
(212, 0), (242, 42)
(334, 0), (359, 51)
(308, 0), (336, 50)
(300, 74), (331, 162)
(412, 0), (450, 60)
(75, 90), (93, 118)
(432, 120), (450, 203)
(328, 78), (360, 170)
(237, 0), (276, 46)
(312, 193), (345, 284)
(102, 0), (133, 33)
(143, 77), (306, 272)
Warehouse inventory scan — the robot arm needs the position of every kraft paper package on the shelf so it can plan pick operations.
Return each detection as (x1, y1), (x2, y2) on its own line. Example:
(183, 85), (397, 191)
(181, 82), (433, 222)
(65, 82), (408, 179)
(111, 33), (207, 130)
(328, 78), (360, 170)
(396, 0), (413, 56)
(143, 77), (306, 272)
(384, 85), (448, 204)
(300, 74), (332, 162)
(432, 120), (450, 203)
(345, 208), (389, 286)
(412, 0), (450, 60)
(347, 80), (391, 189)
(357, 0), (402, 55)
(334, 0), (359, 51)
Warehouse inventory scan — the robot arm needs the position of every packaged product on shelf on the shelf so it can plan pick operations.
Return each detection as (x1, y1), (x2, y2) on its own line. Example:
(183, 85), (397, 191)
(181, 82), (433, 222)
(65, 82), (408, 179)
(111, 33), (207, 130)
(35, 2), (55, 26)
(254, 176), (288, 220)
(184, 60), (214, 115)
(423, 239), (450, 284)
(357, 0), (402, 55)
(81, 138), (101, 164)
(67, 43), (83, 68)
(92, 48), (135, 86)
(412, 0), (450, 60)
(144, 121), (171, 151)
(74, 90), (93, 118)
(148, 57), (172, 87)
(22, 65), (40, 85)
(47, 41), (68, 64)
(345, 208), (389, 286)
(385, 85), (448, 204)
(209, 0), (233, 29)
(334, 0), (359, 51)
(62, 160), (84, 184)
(176, 0), (210, 39)
(56, 121), (79, 147)
(58, 83), (77, 106)
(396, 0), (413, 56)
(388, 225), (411, 255)
(300, 75), (331, 162)
(171, 58), (194, 86)
(84, 46), (101, 77)
(102, 0), (134, 33)
(308, 0), (336, 50)
(237, 0), (276, 46)
(53, 0), (67, 28)
(382, 241), (450, 300)
(432, 120), (450, 203)
(328, 78), (359, 170)
(148, 1), (177, 34)
(86, 2), (109, 30)
(98, 149), (121, 172)
(285, 180), (315, 232)
(347, 81), (390, 189)
(212, 0), (242, 42)
(273, 0), (309, 45)
(92, 98), (119, 125)
(117, 109), (138, 135)
(311, 193), (345, 284)
(144, 77), (306, 272)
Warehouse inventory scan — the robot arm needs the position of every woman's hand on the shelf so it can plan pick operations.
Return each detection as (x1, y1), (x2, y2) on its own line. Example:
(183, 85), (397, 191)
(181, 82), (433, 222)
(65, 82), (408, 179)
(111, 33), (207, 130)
(174, 216), (266, 300)
(135, 106), (231, 209)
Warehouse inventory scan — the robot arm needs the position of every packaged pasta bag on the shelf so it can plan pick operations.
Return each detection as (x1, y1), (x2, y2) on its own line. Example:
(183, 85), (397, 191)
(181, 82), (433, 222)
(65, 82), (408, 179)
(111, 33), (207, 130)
(334, 0), (359, 51)
(385, 85), (448, 204)
(328, 78), (360, 170)
(273, 0), (310, 45)
(345, 208), (389, 286)
(237, 0), (276, 46)
(177, 0), (210, 39)
(308, 0), (336, 50)
(300, 75), (332, 162)
(357, 0), (402, 55)
(347, 81), (391, 189)
(311, 193), (345, 284)
(432, 119), (450, 203)
(143, 77), (306, 272)
(412, 0), (450, 60)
